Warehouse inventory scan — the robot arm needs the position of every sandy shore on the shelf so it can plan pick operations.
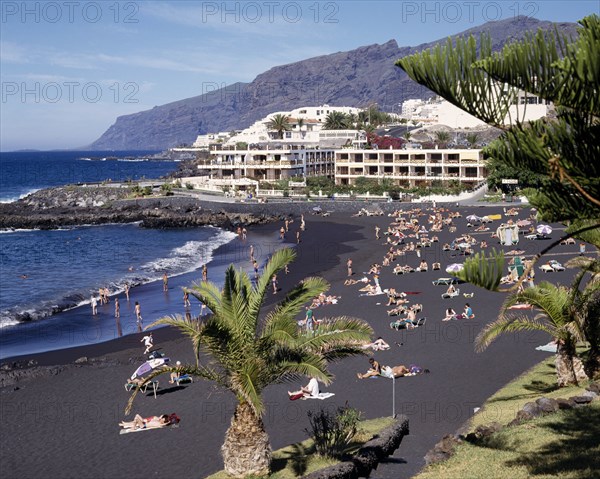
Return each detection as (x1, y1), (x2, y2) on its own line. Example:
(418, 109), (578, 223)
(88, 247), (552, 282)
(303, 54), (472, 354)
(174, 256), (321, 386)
(0, 204), (584, 479)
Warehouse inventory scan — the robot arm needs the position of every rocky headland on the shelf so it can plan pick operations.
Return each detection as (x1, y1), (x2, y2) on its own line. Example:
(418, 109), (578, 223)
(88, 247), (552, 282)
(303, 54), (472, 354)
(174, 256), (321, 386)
(0, 186), (282, 230)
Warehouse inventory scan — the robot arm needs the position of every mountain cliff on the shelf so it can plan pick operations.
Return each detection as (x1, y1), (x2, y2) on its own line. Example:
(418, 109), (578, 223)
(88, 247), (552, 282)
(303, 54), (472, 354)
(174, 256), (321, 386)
(89, 17), (578, 150)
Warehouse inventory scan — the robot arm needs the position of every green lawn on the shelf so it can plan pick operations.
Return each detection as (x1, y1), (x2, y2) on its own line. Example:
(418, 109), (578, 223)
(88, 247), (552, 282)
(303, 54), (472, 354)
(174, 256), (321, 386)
(206, 417), (395, 479)
(415, 356), (599, 479)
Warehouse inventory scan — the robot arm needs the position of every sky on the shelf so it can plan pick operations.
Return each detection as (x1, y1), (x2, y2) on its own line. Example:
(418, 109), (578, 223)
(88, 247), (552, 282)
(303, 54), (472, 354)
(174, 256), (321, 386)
(1, 1), (598, 151)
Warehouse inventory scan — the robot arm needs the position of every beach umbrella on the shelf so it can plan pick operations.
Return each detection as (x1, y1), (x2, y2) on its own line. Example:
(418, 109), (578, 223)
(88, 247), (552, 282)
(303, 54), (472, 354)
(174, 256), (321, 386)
(517, 219), (531, 227)
(466, 215), (480, 222)
(312, 206), (322, 213)
(536, 224), (553, 236)
(446, 263), (464, 274)
(130, 357), (170, 380)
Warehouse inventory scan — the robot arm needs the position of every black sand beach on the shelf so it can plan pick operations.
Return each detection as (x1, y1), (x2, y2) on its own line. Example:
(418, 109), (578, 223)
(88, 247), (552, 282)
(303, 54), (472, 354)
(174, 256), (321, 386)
(0, 203), (585, 479)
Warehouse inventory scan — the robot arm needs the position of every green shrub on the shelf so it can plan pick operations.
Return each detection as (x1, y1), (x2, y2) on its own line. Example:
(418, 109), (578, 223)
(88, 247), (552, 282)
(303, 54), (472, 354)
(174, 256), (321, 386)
(306, 405), (362, 459)
(185, 182), (194, 190)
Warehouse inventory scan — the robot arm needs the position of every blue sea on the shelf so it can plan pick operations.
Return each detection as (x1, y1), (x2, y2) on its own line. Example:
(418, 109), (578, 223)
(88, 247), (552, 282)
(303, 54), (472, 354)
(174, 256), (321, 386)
(0, 151), (273, 360)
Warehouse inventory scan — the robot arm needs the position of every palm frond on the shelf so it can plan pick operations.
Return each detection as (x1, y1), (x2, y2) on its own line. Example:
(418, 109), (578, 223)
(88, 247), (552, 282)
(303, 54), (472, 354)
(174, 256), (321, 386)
(455, 249), (504, 291)
(476, 315), (557, 352)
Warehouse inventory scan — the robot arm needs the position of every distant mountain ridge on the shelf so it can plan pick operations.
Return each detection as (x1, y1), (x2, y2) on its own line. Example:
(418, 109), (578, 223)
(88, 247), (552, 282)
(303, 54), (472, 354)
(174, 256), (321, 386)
(89, 16), (578, 150)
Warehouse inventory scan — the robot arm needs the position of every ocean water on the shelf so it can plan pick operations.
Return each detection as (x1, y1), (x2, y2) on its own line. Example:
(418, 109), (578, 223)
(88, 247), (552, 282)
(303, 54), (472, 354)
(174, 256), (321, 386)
(0, 150), (174, 203)
(0, 151), (275, 359)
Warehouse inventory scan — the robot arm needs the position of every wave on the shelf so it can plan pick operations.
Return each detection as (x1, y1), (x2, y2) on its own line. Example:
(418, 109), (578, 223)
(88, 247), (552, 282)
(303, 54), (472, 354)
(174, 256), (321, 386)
(0, 227), (237, 329)
(139, 228), (237, 279)
(0, 188), (42, 204)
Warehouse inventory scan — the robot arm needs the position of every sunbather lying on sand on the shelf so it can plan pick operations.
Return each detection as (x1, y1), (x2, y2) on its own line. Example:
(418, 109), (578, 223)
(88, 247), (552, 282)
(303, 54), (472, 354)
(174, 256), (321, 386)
(119, 413), (179, 430)
(381, 364), (430, 378)
(361, 337), (390, 351)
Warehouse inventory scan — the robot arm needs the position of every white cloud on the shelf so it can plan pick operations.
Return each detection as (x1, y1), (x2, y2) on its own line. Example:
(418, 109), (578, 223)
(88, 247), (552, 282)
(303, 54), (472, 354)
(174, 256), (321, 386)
(0, 41), (32, 64)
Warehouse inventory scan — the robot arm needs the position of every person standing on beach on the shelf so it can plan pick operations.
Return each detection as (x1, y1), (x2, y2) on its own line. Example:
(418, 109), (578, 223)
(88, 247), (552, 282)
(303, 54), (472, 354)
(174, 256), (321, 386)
(104, 287), (110, 304)
(163, 272), (168, 292)
(183, 290), (191, 308)
(202, 264), (208, 282)
(91, 296), (98, 315)
(242, 227), (247, 241)
(300, 214), (306, 232)
(253, 260), (259, 280)
(347, 258), (353, 277)
(124, 283), (130, 301)
(114, 298), (120, 318)
(135, 301), (142, 324)
(285, 218), (289, 232)
(296, 231), (301, 244)
(272, 274), (278, 295)
(279, 226), (285, 240)
(249, 244), (254, 261)
(375, 225), (380, 240)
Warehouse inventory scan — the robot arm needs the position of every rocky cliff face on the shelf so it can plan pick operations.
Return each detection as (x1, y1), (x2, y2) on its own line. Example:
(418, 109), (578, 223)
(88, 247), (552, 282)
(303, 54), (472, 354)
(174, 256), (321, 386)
(89, 17), (578, 150)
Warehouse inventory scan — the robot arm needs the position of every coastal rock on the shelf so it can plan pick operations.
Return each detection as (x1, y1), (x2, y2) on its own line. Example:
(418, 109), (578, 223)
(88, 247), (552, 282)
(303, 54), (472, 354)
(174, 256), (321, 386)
(75, 357), (88, 364)
(424, 434), (462, 465)
(535, 397), (559, 414)
(586, 382), (600, 394)
(556, 398), (576, 410)
(301, 461), (356, 479)
(464, 422), (502, 443)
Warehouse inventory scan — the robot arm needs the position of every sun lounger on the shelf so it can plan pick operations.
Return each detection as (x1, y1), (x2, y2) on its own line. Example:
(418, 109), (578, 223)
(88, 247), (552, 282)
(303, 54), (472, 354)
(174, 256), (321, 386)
(432, 278), (456, 286)
(390, 317), (426, 330)
(442, 289), (460, 298)
(124, 380), (159, 399)
(174, 374), (193, 386)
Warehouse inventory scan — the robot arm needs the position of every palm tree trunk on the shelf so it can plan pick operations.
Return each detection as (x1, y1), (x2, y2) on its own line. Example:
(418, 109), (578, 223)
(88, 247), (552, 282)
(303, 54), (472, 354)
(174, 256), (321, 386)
(555, 342), (588, 387)
(221, 402), (272, 477)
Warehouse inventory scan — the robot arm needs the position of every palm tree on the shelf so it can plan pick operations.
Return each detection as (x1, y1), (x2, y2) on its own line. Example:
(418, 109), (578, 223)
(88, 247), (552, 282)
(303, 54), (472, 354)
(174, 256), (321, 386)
(266, 114), (291, 139)
(476, 281), (589, 387)
(434, 131), (451, 148)
(131, 248), (373, 477)
(403, 131), (412, 142)
(566, 255), (600, 378)
(323, 111), (350, 130)
(465, 132), (480, 148)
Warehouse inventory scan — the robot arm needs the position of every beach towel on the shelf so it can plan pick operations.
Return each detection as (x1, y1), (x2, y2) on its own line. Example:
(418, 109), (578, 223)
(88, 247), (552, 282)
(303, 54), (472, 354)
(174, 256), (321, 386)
(536, 343), (558, 353)
(304, 392), (335, 400)
(119, 424), (178, 435)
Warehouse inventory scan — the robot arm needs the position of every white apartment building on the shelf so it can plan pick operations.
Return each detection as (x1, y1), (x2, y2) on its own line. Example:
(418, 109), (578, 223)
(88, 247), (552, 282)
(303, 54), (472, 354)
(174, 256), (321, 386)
(335, 148), (486, 187)
(208, 147), (337, 181)
(220, 105), (363, 147)
(400, 93), (551, 128)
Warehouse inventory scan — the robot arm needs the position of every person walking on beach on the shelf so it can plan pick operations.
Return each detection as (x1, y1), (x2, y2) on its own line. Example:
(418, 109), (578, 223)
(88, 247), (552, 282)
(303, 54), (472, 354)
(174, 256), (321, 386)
(141, 333), (153, 354)
(300, 214), (306, 232)
(279, 226), (285, 240)
(296, 230), (301, 244)
(103, 287), (110, 304)
(114, 298), (120, 318)
(183, 290), (191, 308)
(272, 274), (278, 295)
(124, 283), (130, 301)
(285, 218), (289, 232)
(202, 264), (208, 282)
(163, 272), (168, 292)
(375, 225), (380, 240)
(347, 258), (353, 277)
(242, 227), (247, 241)
(91, 296), (98, 315)
(135, 301), (142, 324)
(249, 244), (254, 261)
(253, 260), (259, 280)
